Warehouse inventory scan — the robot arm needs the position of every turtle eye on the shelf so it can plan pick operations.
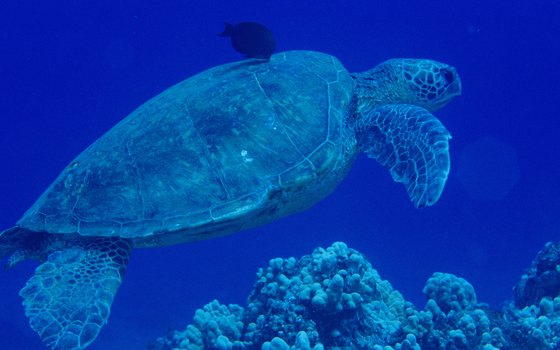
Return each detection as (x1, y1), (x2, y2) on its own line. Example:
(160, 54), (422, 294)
(441, 68), (455, 84)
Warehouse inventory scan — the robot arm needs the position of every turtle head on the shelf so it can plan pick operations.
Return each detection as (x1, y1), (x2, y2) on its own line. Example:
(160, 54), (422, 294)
(352, 58), (461, 115)
(352, 58), (460, 207)
(397, 59), (462, 112)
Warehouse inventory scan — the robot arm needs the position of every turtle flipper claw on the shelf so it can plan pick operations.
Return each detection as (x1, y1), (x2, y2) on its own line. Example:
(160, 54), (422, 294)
(356, 104), (451, 207)
(19, 237), (132, 349)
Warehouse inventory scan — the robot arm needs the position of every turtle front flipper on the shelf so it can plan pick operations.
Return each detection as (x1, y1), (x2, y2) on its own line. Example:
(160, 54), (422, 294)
(19, 237), (132, 350)
(355, 104), (451, 208)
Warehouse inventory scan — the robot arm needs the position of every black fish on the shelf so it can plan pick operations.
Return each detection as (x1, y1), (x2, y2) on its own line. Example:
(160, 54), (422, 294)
(219, 22), (276, 61)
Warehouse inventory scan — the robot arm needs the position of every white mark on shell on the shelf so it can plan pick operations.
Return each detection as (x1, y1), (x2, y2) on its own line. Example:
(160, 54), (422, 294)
(240, 149), (254, 163)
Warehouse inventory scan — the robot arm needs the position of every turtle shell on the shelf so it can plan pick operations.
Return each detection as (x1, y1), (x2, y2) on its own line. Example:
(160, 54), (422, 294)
(17, 51), (356, 247)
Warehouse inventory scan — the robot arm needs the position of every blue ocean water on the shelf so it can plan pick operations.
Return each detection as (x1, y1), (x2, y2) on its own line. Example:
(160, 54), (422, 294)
(0, 0), (559, 349)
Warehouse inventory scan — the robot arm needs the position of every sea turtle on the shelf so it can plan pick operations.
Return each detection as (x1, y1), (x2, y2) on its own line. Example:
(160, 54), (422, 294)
(0, 50), (461, 349)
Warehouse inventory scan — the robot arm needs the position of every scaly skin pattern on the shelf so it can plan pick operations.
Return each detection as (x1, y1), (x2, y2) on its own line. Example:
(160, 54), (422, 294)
(351, 58), (461, 116)
(19, 237), (132, 350)
(354, 104), (451, 207)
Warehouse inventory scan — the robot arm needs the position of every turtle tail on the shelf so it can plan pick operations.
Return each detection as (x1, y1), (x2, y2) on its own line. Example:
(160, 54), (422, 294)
(0, 227), (25, 265)
(0, 227), (53, 269)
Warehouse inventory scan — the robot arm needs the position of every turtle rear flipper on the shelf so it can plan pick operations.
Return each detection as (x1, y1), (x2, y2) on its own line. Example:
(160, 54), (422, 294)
(19, 237), (132, 350)
(356, 104), (451, 208)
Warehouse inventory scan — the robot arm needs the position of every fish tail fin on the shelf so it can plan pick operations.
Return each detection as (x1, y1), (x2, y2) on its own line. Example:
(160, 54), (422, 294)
(218, 22), (234, 37)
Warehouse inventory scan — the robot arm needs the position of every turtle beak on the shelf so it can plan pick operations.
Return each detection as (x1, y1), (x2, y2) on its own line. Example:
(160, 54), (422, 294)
(431, 67), (461, 111)
(447, 68), (462, 97)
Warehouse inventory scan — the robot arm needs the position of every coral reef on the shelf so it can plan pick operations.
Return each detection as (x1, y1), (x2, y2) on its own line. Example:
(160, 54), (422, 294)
(513, 242), (560, 308)
(150, 242), (560, 350)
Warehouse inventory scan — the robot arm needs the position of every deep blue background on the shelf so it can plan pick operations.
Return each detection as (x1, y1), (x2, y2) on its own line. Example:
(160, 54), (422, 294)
(1, 0), (559, 349)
